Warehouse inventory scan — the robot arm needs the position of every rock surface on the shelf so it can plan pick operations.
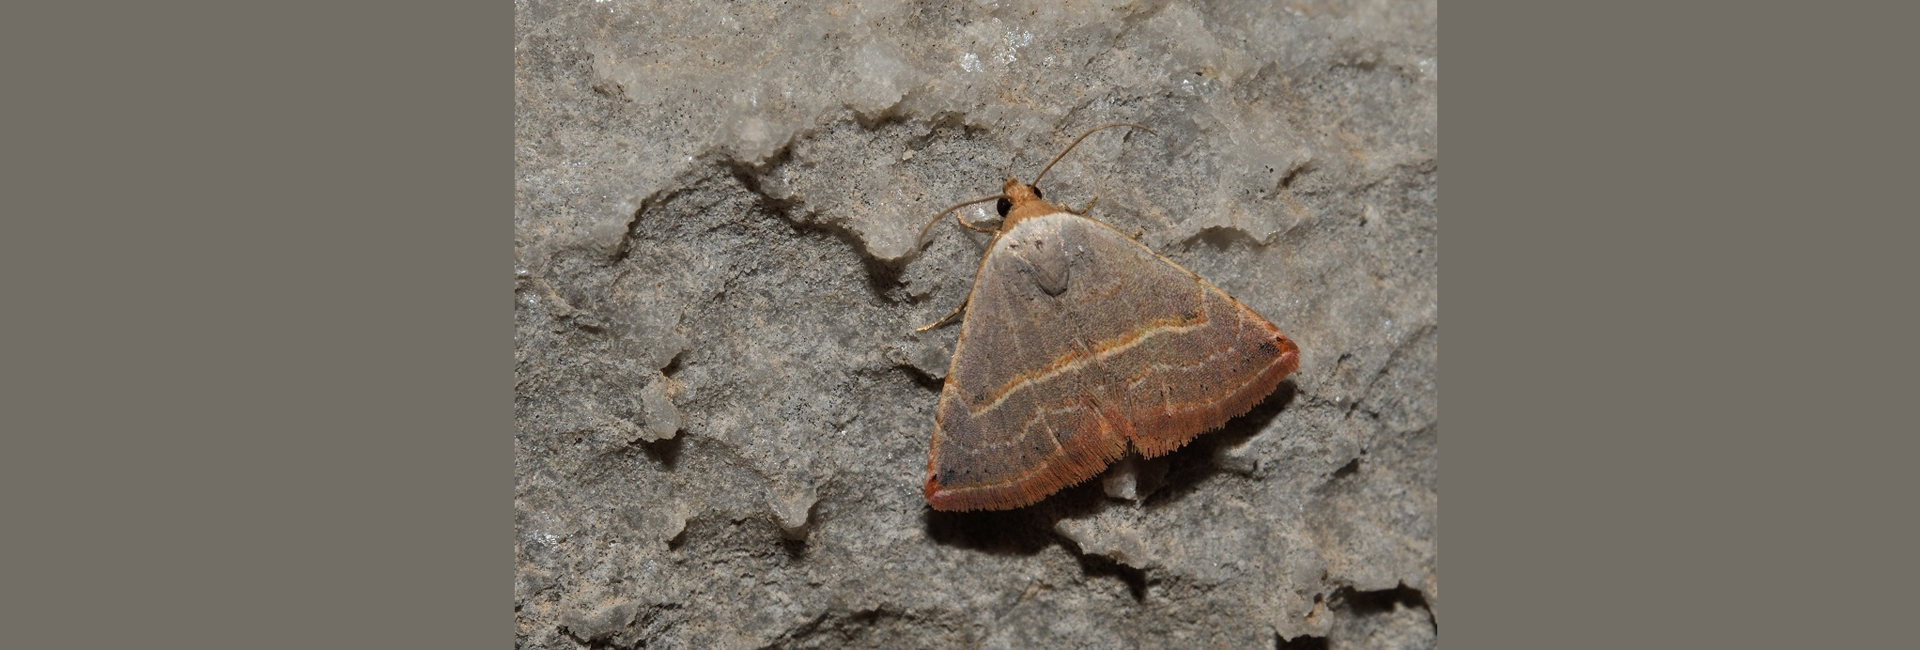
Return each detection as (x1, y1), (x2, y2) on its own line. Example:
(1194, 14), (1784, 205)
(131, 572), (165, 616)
(515, 0), (1436, 647)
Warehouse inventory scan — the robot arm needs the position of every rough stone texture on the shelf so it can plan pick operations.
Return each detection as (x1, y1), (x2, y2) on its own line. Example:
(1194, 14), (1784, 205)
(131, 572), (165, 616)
(514, 0), (1436, 647)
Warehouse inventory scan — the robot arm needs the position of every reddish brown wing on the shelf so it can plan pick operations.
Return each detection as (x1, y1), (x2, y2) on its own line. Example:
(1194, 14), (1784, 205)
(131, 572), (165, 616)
(925, 213), (1298, 511)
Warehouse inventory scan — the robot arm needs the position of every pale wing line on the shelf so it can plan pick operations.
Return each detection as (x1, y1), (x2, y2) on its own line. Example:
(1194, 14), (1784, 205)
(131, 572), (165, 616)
(970, 309), (1206, 418)
(967, 231), (1213, 418)
(1122, 296), (1259, 413)
(947, 318), (1287, 498)
(941, 402), (1087, 494)
(1118, 285), (1287, 414)
(1158, 284), (1212, 418)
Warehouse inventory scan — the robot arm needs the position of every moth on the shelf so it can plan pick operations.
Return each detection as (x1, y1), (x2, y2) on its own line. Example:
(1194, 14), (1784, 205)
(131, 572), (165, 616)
(917, 123), (1300, 511)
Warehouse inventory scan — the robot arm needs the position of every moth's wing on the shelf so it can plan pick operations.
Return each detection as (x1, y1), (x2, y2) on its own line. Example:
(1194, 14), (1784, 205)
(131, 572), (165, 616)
(1058, 216), (1300, 457)
(924, 213), (1298, 511)
(925, 215), (1130, 511)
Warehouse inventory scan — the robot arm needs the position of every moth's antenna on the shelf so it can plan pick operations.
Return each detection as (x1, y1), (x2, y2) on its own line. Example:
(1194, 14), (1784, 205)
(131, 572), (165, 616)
(913, 194), (1005, 253)
(1030, 122), (1159, 186)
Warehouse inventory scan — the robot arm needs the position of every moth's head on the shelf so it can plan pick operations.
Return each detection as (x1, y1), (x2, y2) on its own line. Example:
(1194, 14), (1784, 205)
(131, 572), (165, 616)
(997, 178), (1056, 227)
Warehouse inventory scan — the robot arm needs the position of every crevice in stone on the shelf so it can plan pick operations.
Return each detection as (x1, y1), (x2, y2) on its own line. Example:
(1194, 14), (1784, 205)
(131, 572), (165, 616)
(1264, 158), (1317, 202)
(610, 185), (691, 265)
(1053, 529), (1151, 602)
(1180, 223), (1276, 251)
(658, 349), (684, 378)
(1074, 549), (1149, 601)
(1331, 457), (1360, 480)
(893, 361), (945, 392)
(1275, 631), (1329, 649)
(1364, 324), (1437, 393)
(783, 214), (914, 302)
(1329, 582), (1437, 634)
(722, 152), (917, 304)
(849, 103), (912, 131)
(779, 535), (809, 560)
(639, 435), (683, 470)
(913, 112), (990, 147)
(759, 606), (944, 650)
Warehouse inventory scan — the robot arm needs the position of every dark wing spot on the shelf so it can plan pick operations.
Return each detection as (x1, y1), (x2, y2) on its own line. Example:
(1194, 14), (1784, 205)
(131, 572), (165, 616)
(1258, 339), (1279, 355)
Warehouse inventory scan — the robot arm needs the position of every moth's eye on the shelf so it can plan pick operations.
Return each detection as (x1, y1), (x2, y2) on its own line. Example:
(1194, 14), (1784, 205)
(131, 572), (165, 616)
(1031, 185), (1043, 200)
(995, 197), (1012, 217)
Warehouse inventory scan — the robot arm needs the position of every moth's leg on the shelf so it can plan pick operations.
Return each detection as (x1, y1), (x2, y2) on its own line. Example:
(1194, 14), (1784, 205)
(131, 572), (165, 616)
(955, 211), (998, 233)
(1067, 195), (1099, 215)
(916, 298), (969, 332)
(914, 195), (1003, 253)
